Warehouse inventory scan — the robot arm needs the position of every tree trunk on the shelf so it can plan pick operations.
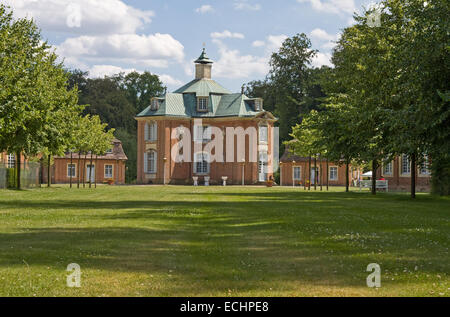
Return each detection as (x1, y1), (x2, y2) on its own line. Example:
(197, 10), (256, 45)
(372, 160), (378, 195)
(326, 158), (329, 191)
(70, 152), (73, 188)
(95, 155), (98, 188)
(314, 156), (317, 191)
(83, 154), (87, 188)
(89, 153), (93, 189)
(345, 160), (350, 193)
(47, 155), (51, 188)
(308, 156), (312, 191)
(77, 151), (81, 189)
(411, 153), (416, 199)
(319, 155), (323, 191)
(16, 151), (21, 190)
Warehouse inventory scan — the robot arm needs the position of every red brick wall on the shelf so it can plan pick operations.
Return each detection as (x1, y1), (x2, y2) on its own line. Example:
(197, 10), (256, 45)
(280, 160), (357, 187)
(377, 156), (431, 192)
(43, 158), (126, 185)
(137, 118), (275, 185)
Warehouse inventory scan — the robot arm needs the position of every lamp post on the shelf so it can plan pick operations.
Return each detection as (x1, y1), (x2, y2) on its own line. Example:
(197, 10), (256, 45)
(163, 157), (167, 185)
(292, 160), (296, 188)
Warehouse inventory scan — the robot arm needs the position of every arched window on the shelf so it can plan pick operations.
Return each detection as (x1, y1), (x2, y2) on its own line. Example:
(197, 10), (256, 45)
(194, 152), (210, 174)
(144, 150), (157, 174)
(144, 121), (158, 142)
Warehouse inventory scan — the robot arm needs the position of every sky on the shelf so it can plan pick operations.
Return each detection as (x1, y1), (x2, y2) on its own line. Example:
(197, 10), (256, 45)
(3, 0), (375, 92)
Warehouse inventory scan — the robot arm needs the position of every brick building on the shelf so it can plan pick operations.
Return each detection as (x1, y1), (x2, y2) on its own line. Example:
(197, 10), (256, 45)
(42, 138), (128, 185)
(280, 150), (359, 187)
(376, 155), (431, 192)
(136, 49), (277, 185)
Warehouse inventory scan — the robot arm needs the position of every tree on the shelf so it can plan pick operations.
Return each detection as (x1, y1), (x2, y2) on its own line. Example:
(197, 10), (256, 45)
(0, 5), (81, 189)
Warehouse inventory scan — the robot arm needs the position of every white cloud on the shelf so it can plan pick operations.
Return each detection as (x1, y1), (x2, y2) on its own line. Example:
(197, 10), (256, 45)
(297, 0), (355, 15)
(252, 40), (265, 47)
(57, 33), (185, 68)
(158, 74), (183, 87)
(211, 30), (245, 40)
(310, 28), (339, 49)
(4, 0), (154, 35)
(195, 5), (214, 14)
(212, 39), (268, 79)
(265, 35), (288, 53)
(233, 1), (261, 11)
(88, 65), (138, 78)
(311, 52), (333, 67)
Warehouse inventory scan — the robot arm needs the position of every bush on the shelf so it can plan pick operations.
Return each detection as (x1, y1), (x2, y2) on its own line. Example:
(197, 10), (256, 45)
(431, 156), (450, 196)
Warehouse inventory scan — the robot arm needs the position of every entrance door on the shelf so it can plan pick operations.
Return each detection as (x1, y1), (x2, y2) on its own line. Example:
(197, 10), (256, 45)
(259, 152), (268, 182)
(311, 167), (319, 185)
(86, 165), (95, 183)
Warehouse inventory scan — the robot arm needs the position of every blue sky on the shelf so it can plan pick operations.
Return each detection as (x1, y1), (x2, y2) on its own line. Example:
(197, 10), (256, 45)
(4, 0), (374, 92)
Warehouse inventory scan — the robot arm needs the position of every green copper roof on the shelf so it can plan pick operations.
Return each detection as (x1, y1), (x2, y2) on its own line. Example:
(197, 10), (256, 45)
(194, 48), (213, 64)
(173, 79), (231, 96)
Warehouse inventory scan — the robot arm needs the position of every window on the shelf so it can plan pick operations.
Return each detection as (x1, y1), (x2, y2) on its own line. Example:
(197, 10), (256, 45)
(329, 167), (338, 181)
(144, 150), (157, 174)
(197, 97), (209, 112)
(259, 124), (268, 143)
(420, 156), (431, 175)
(104, 165), (113, 178)
(401, 154), (411, 175)
(106, 148), (113, 154)
(145, 121), (158, 142)
(194, 152), (210, 174)
(255, 99), (263, 111)
(67, 164), (76, 177)
(151, 98), (159, 111)
(293, 166), (301, 180)
(7, 153), (15, 168)
(194, 125), (211, 143)
(383, 161), (393, 175)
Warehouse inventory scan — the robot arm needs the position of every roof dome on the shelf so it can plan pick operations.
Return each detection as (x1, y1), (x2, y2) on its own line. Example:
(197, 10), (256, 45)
(194, 48), (213, 64)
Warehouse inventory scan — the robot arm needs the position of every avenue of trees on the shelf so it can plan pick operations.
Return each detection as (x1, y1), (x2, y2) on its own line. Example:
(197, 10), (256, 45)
(0, 5), (115, 189)
(289, 0), (449, 197)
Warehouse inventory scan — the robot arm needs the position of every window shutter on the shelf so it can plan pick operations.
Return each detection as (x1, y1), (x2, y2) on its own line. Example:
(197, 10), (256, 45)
(144, 123), (149, 141)
(144, 152), (148, 173)
(153, 151), (157, 173)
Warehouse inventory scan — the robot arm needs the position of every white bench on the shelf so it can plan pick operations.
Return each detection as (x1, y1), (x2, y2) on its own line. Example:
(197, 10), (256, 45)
(359, 180), (388, 192)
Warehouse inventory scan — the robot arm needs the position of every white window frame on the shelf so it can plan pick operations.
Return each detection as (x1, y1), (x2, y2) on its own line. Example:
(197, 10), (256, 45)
(194, 125), (211, 143)
(293, 166), (301, 181)
(383, 161), (393, 175)
(67, 163), (76, 178)
(419, 155), (431, 175)
(401, 154), (411, 175)
(329, 166), (338, 181)
(197, 97), (209, 112)
(145, 121), (158, 142)
(194, 152), (210, 175)
(7, 153), (15, 168)
(259, 124), (268, 144)
(144, 150), (157, 174)
(104, 164), (113, 179)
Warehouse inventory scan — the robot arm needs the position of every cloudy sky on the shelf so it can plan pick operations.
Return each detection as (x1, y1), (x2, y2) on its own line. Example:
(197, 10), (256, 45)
(3, 0), (374, 92)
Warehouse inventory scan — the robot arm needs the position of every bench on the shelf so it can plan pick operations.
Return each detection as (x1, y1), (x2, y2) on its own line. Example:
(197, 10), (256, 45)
(359, 180), (388, 192)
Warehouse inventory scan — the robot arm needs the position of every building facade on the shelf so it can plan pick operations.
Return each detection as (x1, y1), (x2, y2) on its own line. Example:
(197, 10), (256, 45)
(377, 155), (431, 192)
(42, 138), (128, 185)
(136, 49), (277, 185)
(280, 150), (358, 187)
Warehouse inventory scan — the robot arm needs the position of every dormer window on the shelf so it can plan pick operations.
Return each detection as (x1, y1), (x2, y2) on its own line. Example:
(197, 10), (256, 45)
(151, 98), (159, 111)
(255, 98), (263, 111)
(197, 97), (209, 112)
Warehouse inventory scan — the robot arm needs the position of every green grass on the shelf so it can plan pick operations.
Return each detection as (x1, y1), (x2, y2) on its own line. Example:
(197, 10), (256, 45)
(0, 185), (449, 297)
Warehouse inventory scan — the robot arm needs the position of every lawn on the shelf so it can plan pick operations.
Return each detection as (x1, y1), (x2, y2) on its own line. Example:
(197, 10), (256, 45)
(0, 185), (448, 297)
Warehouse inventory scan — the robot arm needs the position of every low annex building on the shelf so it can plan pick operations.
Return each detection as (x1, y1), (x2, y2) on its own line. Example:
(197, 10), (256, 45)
(136, 49), (277, 185)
